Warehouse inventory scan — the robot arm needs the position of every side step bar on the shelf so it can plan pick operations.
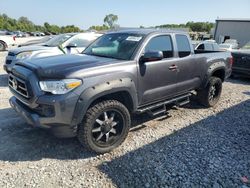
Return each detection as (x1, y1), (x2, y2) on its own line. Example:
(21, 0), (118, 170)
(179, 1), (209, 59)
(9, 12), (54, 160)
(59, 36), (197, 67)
(148, 105), (167, 117)
(136, 93), (191, 116)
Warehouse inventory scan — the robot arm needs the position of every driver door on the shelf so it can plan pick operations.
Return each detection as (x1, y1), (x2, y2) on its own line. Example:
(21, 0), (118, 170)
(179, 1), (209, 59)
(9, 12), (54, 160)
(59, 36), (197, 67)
(137, 35), (178, 105)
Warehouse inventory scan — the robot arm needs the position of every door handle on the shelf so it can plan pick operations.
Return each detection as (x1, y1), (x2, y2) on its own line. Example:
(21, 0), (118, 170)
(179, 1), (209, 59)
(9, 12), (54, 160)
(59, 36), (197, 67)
(169, 65), (178, 71)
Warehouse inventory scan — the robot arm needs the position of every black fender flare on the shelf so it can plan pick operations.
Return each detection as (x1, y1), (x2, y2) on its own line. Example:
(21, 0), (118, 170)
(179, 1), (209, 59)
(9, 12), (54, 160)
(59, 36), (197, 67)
(71, 78), (137, 127)
(201, 61), (226, 89)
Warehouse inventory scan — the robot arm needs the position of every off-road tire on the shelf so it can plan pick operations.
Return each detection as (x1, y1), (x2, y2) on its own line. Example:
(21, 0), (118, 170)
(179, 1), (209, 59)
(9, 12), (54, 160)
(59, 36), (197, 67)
(77, 100), (131, 153)
(197, 77), (222, 107)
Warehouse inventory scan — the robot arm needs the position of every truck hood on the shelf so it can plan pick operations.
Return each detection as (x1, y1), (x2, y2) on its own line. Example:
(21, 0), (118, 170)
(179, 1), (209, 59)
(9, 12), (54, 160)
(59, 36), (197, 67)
(10, 45), (56, 54)
(14, 54), (121, 79)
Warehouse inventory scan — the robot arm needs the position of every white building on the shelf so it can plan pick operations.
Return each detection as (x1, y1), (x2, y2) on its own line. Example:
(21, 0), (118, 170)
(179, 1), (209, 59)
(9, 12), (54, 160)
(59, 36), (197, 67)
(214, 18), (250, 48)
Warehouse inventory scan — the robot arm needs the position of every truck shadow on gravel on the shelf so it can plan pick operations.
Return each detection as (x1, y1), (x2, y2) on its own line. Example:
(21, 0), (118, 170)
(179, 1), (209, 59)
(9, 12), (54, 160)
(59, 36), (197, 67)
(0, 74), (8, 87)
(98, 100), (250, 187)
(0, 111), (96, 161)
(0, 108), (170, 162)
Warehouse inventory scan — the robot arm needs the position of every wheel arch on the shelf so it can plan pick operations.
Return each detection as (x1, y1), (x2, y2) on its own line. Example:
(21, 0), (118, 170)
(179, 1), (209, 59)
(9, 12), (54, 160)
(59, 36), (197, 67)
(211, 68), (226, 82)
(71, 78), (138, 128)
(201, 62), (226, 88)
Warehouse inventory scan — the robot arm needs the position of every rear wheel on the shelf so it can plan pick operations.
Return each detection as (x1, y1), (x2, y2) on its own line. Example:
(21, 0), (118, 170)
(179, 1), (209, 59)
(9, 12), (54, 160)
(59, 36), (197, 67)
(197, 77), (222, 107)
(77, 100), (131, 153)
(0, 41), (6, 51)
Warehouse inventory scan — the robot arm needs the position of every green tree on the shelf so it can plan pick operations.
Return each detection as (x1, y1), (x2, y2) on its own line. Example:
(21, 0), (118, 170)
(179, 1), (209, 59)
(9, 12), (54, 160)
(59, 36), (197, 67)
(0, 13), (82, 33)
(104, 14), (118, 28)
(88, 24), (109, 31)
(44, 22), (50, 31)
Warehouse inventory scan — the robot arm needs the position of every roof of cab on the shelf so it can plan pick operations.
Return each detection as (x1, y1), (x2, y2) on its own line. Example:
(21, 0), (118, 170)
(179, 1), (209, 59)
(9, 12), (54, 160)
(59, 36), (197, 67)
(107, 28), (187, 36)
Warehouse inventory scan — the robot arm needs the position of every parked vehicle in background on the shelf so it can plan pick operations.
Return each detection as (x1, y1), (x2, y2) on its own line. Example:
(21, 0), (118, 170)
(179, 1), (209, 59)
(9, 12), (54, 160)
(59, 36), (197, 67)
(224, 39), (239, 46)
(0, 30), (8, 35)
(219, 43), (238, 51)
(221, 39), (239, 50)
(231, 41), (250, 78)
(0, 35), (16, 51)
(194, 41), (220, 51)
(8, 29), (232, 153)
(29, 32), (45, 36)
(14, 31), (26, 38)
(18, 36), (54, 47)
(4, 32), (102, 72)
(34, 32), (45, 36)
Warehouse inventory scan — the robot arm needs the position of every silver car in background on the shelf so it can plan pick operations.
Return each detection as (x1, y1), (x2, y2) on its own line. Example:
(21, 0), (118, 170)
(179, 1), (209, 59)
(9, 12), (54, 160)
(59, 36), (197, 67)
(4, 32), (102, 72)
(219, 43), (238, 51)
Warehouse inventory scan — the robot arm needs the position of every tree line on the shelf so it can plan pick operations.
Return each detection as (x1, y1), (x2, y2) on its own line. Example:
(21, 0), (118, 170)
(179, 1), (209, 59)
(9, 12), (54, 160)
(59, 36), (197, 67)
(0, 13), (81, 34)
(155, 22), (215, 32)
(0, 13), (214, 33)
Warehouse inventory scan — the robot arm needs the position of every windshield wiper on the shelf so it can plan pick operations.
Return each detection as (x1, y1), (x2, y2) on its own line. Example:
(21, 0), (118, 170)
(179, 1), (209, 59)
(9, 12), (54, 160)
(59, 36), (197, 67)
(83, 53), (125, 60)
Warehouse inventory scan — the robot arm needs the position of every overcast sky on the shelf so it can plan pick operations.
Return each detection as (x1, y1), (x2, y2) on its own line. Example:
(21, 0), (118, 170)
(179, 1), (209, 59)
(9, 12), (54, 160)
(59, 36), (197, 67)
(0, 0), (250, 29)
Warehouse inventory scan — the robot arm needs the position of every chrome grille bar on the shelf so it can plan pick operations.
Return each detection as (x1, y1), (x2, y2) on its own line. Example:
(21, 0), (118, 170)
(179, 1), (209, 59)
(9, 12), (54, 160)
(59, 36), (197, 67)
(8, 75), (29, 98)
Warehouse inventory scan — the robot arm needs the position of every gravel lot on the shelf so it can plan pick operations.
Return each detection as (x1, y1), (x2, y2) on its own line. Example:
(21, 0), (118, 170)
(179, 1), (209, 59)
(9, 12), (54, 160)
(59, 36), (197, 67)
(0, 42), (249, 187)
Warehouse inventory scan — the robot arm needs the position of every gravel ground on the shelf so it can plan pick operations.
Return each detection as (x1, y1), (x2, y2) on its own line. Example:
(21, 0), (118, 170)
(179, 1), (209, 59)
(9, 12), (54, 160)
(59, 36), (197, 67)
(0, 45), (249, 187)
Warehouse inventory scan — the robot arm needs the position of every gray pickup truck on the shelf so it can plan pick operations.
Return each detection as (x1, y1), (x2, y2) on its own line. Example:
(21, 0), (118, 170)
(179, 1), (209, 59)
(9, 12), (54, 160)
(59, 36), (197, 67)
(9, 29), (232, 153)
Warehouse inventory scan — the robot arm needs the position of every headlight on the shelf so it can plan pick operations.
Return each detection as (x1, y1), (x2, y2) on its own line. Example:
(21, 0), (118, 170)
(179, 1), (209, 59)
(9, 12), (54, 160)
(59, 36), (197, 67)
(39, 79), (82, 94)
(16, 51), (32, 60)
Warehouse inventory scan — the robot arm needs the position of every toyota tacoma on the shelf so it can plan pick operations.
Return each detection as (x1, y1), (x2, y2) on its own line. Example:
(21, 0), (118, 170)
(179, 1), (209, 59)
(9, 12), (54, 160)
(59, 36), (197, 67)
(9, 29), (232, 153)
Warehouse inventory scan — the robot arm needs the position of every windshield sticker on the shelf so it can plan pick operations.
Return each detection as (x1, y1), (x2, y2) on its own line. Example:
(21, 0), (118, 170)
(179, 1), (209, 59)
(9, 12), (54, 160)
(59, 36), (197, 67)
(126, 36), (142, 42)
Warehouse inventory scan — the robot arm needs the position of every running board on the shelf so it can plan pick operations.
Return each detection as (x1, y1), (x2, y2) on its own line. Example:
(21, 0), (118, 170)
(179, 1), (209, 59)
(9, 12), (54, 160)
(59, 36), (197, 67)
(176, 97), (190, 107)
(147, 105), (167, 117)
(136, 93), (191, 115)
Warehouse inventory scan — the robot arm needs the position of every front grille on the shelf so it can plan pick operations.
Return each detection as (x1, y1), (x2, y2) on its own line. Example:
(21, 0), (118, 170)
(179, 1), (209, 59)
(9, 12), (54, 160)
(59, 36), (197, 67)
(9, 75), (29, 98)
(8, 52), (15, 56)
(5, 59), (12, 64)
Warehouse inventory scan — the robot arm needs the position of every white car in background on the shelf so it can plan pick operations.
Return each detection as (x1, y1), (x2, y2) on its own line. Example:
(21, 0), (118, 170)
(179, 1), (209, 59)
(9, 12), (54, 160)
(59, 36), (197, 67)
(193, 40), (220, 51)
(4, 32), (102, 72)
(0, 35), (16, 51)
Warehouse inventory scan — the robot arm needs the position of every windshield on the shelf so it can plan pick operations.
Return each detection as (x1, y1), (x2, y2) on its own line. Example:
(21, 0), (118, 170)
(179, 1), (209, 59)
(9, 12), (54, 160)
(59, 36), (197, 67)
(242, 41), (250, 49)
(83, 33), (145, 60)
(44, 34), (74, 47)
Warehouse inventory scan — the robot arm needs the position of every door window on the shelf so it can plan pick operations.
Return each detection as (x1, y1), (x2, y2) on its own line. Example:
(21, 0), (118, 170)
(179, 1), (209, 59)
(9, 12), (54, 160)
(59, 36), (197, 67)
(176, 35), (191, 58)
(213, 43), (220, 51)
(204, 43), (213, 51)
(197, 44), (204, 50)
(144, 35), (173, 58)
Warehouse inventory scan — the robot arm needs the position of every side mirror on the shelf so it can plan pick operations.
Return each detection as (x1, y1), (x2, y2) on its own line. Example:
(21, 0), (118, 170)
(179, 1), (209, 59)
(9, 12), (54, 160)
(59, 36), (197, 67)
(140, 51), (163, 63)
(66, 43), (77, 48)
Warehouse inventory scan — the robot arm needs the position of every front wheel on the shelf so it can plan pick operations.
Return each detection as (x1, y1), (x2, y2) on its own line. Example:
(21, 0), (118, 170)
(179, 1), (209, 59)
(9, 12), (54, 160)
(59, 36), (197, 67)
(77, 100), (131, 153)
(197, 77), (222, 107)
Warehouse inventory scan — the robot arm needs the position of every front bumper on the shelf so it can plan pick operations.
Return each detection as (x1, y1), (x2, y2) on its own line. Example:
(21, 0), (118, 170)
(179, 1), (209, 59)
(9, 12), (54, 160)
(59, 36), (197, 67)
(9, 90), (80, 137)
(9, 96), (49, 129)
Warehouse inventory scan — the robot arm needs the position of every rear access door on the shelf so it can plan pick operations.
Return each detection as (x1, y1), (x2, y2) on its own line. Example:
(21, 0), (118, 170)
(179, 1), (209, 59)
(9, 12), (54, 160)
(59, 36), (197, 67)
(173, 34), (202, 95)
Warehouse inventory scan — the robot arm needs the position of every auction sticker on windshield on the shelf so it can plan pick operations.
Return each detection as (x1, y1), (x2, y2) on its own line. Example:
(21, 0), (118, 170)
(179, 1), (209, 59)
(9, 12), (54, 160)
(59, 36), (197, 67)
(126, 36), (142, 42)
